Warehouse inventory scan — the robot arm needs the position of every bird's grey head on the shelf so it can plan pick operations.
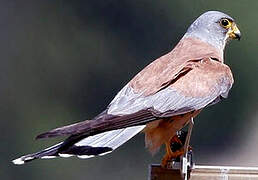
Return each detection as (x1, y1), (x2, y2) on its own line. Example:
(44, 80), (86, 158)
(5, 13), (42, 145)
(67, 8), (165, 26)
(184, 11), (241, 53)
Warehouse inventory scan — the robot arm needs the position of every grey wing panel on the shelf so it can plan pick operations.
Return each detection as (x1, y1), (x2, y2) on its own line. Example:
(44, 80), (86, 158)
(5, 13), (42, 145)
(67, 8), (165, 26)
(107, 82), (228, 117)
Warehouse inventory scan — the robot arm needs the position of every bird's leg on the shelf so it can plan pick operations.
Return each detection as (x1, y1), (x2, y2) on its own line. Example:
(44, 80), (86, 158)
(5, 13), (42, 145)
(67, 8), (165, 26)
(161, 135), (185, 168)
(161, 122), (194, 168)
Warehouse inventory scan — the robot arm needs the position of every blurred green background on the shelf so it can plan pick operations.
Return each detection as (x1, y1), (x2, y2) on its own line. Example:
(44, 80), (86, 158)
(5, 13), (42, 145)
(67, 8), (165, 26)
(2, 0), (258, 179)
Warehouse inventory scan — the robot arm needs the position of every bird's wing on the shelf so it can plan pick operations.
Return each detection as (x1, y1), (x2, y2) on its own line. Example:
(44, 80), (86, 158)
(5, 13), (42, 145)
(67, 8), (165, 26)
(37, 57), (233, 139)
(107, 58), (233, 117)
(36, 37), (224, 139)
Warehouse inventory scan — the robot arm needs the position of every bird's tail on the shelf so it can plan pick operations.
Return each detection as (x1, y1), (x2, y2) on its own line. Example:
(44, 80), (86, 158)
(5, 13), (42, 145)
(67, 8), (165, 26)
(12, 109), (157, 165)
(12, 125), (145, 165)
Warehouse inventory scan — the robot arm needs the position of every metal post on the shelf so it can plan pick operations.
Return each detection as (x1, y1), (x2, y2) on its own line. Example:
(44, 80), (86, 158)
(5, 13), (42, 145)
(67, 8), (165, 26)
(149, 164), (258, 180)
(181, 117), (194, 180)
(149, 118), (258, 180)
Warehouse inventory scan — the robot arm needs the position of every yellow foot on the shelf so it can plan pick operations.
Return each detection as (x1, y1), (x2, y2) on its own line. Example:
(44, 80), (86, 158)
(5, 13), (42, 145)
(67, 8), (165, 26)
(161, 132), (193, 168)
(161, 149), (184, 168)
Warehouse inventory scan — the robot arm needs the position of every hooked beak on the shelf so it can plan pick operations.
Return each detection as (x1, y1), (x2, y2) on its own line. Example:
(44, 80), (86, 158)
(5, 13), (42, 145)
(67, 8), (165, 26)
(227, 23), (241, 41)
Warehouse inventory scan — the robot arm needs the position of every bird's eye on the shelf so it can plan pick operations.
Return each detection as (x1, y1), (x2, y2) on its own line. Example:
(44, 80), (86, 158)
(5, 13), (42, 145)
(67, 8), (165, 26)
(220, 18), (231, 28)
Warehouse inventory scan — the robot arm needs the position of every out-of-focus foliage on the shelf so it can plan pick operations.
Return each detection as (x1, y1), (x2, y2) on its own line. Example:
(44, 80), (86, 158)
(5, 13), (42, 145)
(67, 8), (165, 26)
(2, 0), (257, 179)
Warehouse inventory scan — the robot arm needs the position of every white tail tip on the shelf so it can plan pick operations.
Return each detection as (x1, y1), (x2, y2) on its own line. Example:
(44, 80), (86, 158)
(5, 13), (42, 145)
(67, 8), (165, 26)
(12, 158), (25, 165)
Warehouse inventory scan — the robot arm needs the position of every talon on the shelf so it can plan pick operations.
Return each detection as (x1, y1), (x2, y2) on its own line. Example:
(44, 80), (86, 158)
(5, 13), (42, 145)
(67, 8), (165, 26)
(161, 131), (193, 168)
(161, 153), (170, 168)
(161, 149), (185, 168)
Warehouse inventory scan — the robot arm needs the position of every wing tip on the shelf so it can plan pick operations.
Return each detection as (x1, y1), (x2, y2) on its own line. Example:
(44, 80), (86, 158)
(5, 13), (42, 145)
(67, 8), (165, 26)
(36, 120), (92, 140)
(35, 133), (49, 140)
(35, 131), (62, 140)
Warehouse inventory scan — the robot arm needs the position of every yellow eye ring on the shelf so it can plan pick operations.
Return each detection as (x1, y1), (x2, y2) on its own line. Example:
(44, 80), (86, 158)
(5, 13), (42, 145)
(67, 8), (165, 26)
(220, 18), (231, 28)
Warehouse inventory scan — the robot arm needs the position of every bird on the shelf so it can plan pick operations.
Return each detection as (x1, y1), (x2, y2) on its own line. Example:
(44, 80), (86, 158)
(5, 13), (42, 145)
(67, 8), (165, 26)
(12, 11), (241, 167)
